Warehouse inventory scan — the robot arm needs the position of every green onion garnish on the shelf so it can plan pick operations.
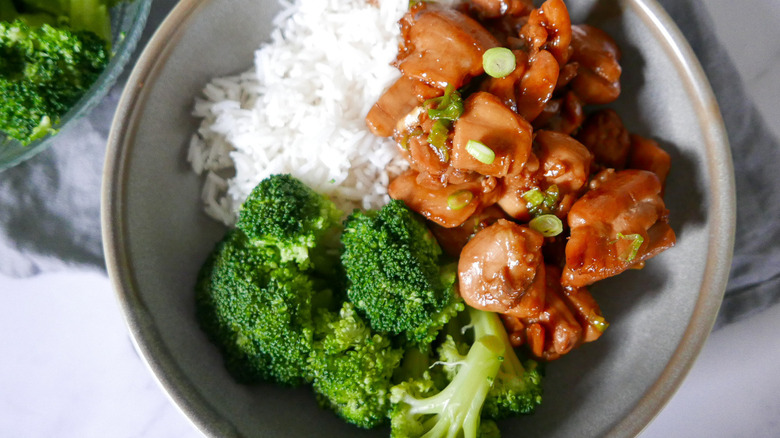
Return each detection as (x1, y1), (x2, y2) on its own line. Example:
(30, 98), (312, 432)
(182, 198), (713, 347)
(428, 120), (451, 161)
(615, 233), (644, 262)
(522, 186), (561, 217)
(543, 185), (559, 209)
(522, 188), (544, 208)
(447, 190), (473, 210)
(483, 47), (516, 78)
(465, 140), (495, 164)
(424, 85), (463, 122)
(423, 85), (461, 161)
(589, 315), (609, 333)
(400, 127), (423, 150)
(529, 214), (563, 237)
(400, 135), (411, 150)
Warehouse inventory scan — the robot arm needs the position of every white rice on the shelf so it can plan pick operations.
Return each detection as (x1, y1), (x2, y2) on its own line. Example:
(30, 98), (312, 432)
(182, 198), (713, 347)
(188, 0), (411, 225)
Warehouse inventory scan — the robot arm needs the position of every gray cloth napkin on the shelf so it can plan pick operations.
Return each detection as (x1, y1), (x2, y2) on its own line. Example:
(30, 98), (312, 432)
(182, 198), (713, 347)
(1, 0), (777, 327)
(0, 0), (177, 276)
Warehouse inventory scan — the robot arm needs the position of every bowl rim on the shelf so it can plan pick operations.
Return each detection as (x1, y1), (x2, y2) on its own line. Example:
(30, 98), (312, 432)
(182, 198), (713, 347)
(101, 0), (736, 436)
(608, 0), (736, 434)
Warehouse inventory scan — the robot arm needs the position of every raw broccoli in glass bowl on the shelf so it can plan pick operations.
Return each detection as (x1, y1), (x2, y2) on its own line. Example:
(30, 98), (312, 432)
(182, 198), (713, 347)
(0, 0), (151, 171)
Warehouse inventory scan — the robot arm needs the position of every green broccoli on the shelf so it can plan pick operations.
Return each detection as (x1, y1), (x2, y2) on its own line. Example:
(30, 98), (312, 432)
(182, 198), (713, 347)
(308, 302), (404, 429)
(236, 174), (343, 273)
(4, 0), (115, 40)
(195, 229), (336, 385)
(195, 175), (544, 435)
(0, 19), (109, 144)
(473, 309), (544, 419)
(340, 200), (463, 346)
(196, 175), (344, 385)
(390, 335), (502, 438)
(0, 0), (115, 145)
(388, 307), (543, 438)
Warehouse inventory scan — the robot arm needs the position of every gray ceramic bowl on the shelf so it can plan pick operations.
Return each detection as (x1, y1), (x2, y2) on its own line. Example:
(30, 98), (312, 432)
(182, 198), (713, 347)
(102, 0), (735, 436)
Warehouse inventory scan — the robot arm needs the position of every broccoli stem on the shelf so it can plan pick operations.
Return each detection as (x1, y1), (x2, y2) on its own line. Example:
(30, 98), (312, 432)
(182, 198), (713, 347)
(394, 346), (432, 384)
(401, 335), (504, 438)
(470, 307), (526, 378)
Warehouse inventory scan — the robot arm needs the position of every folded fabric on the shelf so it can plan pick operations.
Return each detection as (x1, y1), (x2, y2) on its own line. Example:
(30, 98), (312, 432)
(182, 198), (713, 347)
(657, 0), (780, 326)
(0, 0), (174, 276)
(1, 0), (778, 328)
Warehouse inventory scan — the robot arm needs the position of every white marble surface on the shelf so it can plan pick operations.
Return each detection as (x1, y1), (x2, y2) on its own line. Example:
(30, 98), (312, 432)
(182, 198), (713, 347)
(2, 0), (780, 437)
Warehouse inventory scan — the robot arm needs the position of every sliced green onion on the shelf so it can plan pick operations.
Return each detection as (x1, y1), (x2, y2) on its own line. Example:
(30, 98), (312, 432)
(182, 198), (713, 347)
(543, 184), (560, 208)
(483, 47), (516, 78)
(522, 188), (544, 208)
(447, 190), (473, 210)
(616, 233), (644, 262)
(428, 120), (451, 161)
(589, 315), (609, 333)
(423, 85), (460, 163)
(523, 185), (561, 217)
(400, 135), (411, 151)
(400, 127), (423, 150)
(529, 214), (563, 237)
(465, 140), (495, 164)
(424, 85), (463, 122)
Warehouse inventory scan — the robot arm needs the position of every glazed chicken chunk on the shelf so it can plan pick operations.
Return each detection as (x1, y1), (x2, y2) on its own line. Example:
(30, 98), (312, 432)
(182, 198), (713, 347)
(576, 108), (631, 170)
(430, 205), (508, 258)
(388, 169), (502, 228)
(502, 265), (607, 360)
(569, 24), (622, 105)
(365, 75), (442, 138)
(498, 130), (591, 220)
(397, 5), (499, 89)
(518, 0), (572, 65)
(451, 92), (533, 177)
(562, 169), (676, 287)
(534, 130), (592, 215)
(628, 133), (672, 191)
(367, 0), (677, 363)
(470, 0), (533, 19)
(458, 219), (546, 318)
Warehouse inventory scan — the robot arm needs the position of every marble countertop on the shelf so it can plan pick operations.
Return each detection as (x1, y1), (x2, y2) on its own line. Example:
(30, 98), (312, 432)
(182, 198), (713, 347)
(2, 0), (780, 436)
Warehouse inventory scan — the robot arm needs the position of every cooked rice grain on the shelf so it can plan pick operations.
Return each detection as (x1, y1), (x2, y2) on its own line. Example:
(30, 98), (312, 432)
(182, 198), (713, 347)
(188, 0), (408, 224)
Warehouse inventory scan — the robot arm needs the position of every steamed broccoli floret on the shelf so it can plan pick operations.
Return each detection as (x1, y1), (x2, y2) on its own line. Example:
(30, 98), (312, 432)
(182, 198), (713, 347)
(473, 309), (544, 419)
(390, 335), (503, 438)
(0, 19), (109, 144)
(388, 307), (543, 438)
(341, 200), (463, 346)
(1, 0), (118, 145)
(236, 174), (343, 272)
(195, 175), (544, 435)
(5, 0), (114, 40)
(195, 174), (344, 385)
(195, 229), (335, 385)
(308, 302), (404, 429)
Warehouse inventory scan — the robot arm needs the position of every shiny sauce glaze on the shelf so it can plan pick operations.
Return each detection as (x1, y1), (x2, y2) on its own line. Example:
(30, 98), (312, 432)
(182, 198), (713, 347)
(366, 0), (675, 360)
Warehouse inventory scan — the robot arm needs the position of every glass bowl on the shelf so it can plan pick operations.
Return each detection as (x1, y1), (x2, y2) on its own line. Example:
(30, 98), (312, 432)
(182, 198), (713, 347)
(0, 0), (153, 171)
